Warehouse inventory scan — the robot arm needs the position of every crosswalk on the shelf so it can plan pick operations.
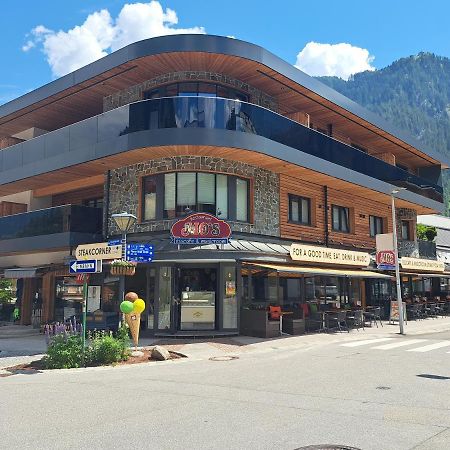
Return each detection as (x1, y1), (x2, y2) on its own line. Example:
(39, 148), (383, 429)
(340, 338), (450, 354)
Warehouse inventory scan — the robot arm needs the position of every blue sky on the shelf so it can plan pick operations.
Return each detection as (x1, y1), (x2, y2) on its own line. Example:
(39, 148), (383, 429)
(1, 0), (450, 105)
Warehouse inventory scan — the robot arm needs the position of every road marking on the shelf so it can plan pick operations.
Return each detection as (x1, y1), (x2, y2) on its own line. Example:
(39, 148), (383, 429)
(371, 339), (426, 350)
(341, 338), (394, 347)
(407, 341), (450, 352)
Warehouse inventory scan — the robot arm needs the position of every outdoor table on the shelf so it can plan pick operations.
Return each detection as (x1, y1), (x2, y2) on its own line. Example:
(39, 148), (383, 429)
(279, 311), (293, 335)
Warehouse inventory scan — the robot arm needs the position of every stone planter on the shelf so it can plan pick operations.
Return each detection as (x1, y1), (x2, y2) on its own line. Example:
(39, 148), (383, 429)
(110, 266), (136, 276)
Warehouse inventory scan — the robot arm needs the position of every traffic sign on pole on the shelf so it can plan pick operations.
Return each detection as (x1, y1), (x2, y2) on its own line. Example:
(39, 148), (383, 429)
(69, 260), (102, 274)
(126, 244), (154, 262)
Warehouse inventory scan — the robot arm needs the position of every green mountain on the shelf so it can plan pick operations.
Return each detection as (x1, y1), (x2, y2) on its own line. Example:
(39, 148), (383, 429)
(317, 52), (450, 213)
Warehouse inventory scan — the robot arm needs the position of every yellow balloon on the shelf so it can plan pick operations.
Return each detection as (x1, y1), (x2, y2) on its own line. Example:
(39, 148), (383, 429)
(133, 298), (146, 314)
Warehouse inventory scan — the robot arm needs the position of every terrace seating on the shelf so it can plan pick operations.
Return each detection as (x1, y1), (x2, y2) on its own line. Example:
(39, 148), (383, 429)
(346, 309), (364, 331)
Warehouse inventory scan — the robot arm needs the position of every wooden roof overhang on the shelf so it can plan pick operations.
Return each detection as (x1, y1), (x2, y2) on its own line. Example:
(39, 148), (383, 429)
(0, 144), (435, 214)
(0, 35), (446, 170)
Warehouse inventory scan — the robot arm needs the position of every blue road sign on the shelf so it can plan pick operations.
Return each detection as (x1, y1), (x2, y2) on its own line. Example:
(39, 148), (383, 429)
(69, 260), (102, 274)
(126, 244), (154, 263)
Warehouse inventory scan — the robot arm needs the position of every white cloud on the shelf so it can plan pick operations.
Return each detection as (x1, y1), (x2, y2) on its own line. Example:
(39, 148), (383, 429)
(23, 1), (205, 77)
(295, 42), (375, 80)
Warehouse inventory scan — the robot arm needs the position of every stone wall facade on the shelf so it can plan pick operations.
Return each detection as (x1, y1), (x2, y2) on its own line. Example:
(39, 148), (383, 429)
(396, 207), (419, 257)
(108, 156), (280, 237)
(103, 71), (278, 112)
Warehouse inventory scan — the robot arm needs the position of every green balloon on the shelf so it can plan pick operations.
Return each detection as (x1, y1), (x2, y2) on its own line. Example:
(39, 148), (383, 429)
(120, 300), (134, 314)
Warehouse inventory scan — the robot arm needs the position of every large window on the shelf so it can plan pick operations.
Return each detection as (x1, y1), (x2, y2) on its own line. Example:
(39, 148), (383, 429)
(288, 194), (311, 225)
(144, 82), (249, 102)
(332, 205), (350, 233)
(401, 220), (411, 240)
(142, 172), (250, 222)
(369, 215), (383, 237)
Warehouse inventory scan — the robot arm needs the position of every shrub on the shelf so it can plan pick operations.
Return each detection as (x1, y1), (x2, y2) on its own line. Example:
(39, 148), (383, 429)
(43, 324), (130, 369)
(43, 334), (84, 369)
(89, 332), (124, 365)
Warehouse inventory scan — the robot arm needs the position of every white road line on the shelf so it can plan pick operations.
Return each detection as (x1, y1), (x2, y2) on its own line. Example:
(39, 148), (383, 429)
(371, 339), (426, 350)
(407, 341), (450, 352)
(341, 338), (394, 347)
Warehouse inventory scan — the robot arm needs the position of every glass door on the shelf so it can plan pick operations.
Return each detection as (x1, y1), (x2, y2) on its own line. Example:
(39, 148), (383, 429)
(156, 266), (176, 332)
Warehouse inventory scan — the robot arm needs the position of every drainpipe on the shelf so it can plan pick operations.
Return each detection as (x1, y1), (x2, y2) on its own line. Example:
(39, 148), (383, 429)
(324, 186), (329, 246)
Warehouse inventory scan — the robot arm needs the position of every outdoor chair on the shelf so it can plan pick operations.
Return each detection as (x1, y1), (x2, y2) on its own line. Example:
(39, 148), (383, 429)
(346, 309), (364, 331)
(364, 307), (382, 327)
(425, 303), (438, 318)
(326, 310), (349, 333)
(268, 305), (281, 320)
(305, 304), (326, 333)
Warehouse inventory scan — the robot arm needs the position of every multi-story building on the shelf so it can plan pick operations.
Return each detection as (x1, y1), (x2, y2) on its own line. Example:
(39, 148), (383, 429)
(0, 35), (446, 335)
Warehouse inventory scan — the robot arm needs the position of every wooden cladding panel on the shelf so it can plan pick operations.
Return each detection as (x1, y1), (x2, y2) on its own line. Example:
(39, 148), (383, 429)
(52, 184), (104, 206)
(0, 145), (434, 214)
(280, 174), (393, 250)
(0, 201), (27, 216)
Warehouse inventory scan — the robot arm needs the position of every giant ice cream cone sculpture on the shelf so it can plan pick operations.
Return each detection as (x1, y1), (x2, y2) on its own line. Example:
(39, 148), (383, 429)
(120, 296), (146, 350)
(125, 313), (140, 347)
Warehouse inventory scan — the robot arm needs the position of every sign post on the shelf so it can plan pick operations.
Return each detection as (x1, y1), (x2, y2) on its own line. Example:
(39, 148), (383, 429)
(70, 260), (101, 366)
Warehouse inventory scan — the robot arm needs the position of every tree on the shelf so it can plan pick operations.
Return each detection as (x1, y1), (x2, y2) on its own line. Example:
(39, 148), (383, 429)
(0, 279), (14, 304)
(416, 224), (437, 242)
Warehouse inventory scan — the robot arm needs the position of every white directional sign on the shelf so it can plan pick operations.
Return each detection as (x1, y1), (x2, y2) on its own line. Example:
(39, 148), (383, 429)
(69, 260), (102, 274)
(75, 242), (122, 260)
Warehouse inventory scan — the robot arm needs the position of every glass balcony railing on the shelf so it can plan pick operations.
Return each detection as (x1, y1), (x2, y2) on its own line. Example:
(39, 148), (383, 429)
(1, 97), (443, 202)
(0, 205), (102, 241)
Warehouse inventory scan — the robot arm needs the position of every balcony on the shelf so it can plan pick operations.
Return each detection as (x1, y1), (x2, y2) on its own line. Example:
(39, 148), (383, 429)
(0, 205), (103, 254)
(0, 97), (443, 203)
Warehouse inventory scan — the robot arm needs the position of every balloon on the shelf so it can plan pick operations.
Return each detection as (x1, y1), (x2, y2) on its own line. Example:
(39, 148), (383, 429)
(120, 300), (134, 314)
(125, 292), (139, 302)
(133, 299), (146, 314)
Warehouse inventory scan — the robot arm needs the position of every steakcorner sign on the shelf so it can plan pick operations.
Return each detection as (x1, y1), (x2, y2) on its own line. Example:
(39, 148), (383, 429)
(400, 257), (445, 272)
(290, 244), (371, 267)
(76, 242), (122, 260)
(171, 213), (231, 244)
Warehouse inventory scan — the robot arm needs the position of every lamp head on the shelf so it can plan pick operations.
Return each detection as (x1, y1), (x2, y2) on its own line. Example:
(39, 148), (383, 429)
(112, 212), (137, 233)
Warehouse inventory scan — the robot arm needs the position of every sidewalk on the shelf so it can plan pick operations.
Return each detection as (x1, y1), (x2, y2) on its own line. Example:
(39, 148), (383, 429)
(1, 317), (450, 370)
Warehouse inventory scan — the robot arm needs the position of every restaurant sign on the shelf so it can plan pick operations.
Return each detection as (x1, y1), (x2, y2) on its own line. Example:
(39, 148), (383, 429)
(376, 250), (396, 270)
(171, 213), (231, 245)
(76, 242), (122, 260)
(290, 244), (370, 267)
(400, 257), (445, 272)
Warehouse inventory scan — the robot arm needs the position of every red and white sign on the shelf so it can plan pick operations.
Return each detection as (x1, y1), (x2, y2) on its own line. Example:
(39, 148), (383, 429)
(376, 250), (396, 266)
(171, 213), (231, 245)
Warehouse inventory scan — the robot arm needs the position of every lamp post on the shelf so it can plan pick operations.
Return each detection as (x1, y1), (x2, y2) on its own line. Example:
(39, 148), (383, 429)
(391, 188), (406, 335)
(112, 212), (137, 302)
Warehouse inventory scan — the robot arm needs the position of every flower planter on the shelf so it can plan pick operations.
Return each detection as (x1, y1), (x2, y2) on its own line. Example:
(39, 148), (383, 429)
(110, 266), (136, 276)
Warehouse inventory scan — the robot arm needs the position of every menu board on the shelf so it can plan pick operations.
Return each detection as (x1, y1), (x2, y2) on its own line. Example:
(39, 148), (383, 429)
(389, 301), (407, 322)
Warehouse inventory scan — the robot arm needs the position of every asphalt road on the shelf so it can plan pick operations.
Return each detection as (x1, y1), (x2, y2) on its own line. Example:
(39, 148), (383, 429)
(1, 333), (450, 450)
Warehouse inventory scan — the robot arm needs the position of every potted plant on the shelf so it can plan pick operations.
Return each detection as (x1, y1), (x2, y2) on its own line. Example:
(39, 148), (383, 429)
(110, 260), (137, 276)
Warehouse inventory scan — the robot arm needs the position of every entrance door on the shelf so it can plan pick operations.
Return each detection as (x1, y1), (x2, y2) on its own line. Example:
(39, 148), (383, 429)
(156, 266), (177, 333)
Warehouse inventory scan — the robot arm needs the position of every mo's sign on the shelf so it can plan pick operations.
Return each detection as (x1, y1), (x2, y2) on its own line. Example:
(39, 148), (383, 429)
(171, 213), (231, 245)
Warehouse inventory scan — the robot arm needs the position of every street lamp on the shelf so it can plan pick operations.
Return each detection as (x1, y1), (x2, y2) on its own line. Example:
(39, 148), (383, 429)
(391, 188), (406, 335)
(112, 212), (137, 301)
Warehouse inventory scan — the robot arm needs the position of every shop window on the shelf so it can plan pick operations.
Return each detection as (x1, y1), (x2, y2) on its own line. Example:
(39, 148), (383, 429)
(401, 220), (411, 240)
(332, 205), (350, 233)
(369, 215), (383, 237)
(143, 178), (157, 220)
(288, 194), (311, 225)
(142, 172), (250, 222)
